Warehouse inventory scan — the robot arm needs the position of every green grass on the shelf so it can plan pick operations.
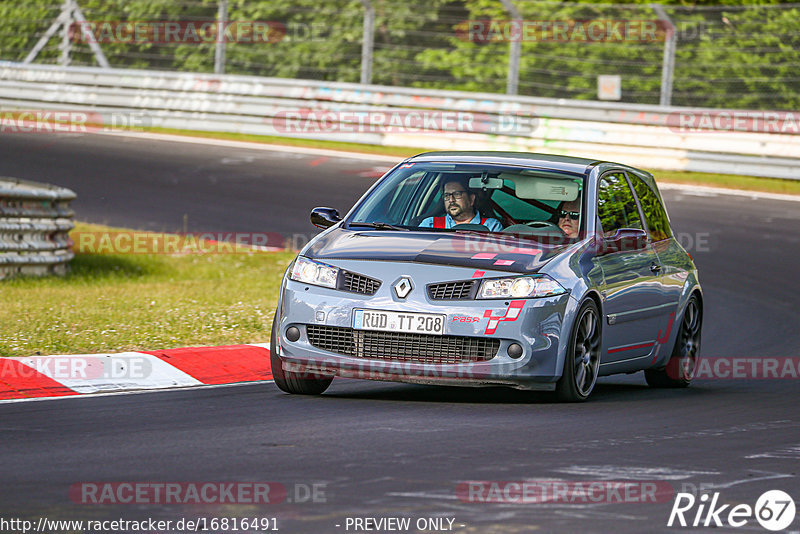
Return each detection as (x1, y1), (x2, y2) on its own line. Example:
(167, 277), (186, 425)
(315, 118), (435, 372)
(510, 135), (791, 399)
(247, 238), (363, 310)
(0, 222), (294, 357)
(654, 170), (800, 195)
(145, 127), (800, 196)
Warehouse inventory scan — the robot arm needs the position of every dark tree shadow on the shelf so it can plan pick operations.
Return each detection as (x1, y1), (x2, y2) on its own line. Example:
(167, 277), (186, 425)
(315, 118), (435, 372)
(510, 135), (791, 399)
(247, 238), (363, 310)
(65, 254), (159, 279)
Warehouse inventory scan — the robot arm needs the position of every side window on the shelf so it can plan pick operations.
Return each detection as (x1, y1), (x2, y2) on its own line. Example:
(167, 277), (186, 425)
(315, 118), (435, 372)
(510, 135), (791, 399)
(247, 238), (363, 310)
(597, 173), (642, 236)
(357, 170), (428, 225)
(630, 175), (672, 241)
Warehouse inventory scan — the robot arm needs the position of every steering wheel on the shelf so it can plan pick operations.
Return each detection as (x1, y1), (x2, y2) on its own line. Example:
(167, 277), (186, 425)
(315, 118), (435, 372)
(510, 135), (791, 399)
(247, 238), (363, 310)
(525, 220), (561, 231)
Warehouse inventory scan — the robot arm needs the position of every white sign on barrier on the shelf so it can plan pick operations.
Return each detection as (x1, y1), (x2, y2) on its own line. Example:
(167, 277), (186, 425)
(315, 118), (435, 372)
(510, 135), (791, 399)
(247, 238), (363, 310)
(598, 75), (621, 101)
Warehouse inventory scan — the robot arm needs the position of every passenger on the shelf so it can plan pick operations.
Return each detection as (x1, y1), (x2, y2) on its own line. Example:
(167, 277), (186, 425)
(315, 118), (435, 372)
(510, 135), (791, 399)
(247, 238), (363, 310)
(557, 198), (581, 238)
(420, 178), (503, 231)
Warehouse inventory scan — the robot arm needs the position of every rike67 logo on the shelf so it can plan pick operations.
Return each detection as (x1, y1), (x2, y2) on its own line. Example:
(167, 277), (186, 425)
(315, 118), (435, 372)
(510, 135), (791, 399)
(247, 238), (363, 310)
(668, 490), (796, 531)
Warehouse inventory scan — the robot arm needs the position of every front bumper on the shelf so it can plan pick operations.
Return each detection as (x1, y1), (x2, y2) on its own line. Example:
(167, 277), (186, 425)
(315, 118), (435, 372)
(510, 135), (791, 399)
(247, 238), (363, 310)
(275, 260), (574, 390)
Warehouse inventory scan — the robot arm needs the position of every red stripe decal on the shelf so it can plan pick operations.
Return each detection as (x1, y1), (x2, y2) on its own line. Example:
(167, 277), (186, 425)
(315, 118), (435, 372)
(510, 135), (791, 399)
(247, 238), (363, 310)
(0, 359), (79, 400)
(144, 345), (272, 384)
(608, 342), (655, 354)
(656, 312), (676, 344)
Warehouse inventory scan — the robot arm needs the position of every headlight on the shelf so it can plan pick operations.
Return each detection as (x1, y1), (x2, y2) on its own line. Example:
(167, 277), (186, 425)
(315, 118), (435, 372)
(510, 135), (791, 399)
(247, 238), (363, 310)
(289, 257), (339, 289)
(478, 275), (566, 299)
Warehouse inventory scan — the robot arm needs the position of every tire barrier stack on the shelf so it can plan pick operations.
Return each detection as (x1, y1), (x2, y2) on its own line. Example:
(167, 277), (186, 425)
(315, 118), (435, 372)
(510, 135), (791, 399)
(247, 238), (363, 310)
(0, 177), (76, 280)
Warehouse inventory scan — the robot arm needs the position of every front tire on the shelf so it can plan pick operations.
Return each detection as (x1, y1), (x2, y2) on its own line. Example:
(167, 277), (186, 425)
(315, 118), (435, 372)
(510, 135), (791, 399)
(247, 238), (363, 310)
(270, 314), (333, 395)
(556, 300), (601, 402)
(645, 295), (702, 388)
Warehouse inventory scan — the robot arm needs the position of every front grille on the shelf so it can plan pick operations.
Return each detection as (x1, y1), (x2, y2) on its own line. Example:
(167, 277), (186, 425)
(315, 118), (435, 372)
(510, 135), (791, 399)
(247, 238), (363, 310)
(340, 271), (381, 295)
(306, 325), (499, 364)
(427, 280), (477, 300)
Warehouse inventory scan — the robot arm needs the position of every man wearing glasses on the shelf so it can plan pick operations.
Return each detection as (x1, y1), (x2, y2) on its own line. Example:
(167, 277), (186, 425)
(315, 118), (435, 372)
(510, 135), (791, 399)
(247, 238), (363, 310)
(557, 198), (581, 238)
(420, 178), (503, 231)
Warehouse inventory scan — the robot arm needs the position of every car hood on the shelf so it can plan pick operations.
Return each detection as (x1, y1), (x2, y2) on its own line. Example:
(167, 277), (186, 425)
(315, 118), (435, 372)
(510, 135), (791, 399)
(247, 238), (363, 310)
(304, 227), (571, 273)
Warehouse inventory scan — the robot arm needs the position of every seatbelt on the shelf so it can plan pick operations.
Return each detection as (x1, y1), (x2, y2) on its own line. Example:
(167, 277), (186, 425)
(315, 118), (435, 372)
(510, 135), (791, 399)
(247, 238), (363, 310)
(435, 216), (488, 228)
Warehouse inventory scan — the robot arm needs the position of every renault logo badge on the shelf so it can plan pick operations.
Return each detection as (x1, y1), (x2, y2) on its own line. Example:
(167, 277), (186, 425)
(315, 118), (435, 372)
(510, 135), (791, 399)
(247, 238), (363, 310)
(394, 277), (413, 298)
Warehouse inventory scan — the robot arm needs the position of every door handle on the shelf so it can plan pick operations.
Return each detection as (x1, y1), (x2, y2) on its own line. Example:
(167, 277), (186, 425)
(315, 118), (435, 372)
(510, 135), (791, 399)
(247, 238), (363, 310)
(650, 262), (662, 274)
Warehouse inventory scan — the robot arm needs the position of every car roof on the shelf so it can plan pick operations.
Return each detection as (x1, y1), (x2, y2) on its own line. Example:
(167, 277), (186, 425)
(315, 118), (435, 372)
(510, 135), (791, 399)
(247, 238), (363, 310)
(405, 151), (603, 175)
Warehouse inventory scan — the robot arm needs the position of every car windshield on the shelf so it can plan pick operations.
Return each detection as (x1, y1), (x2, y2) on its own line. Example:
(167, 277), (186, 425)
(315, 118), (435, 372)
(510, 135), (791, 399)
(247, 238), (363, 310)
(348, 162), (585, 239)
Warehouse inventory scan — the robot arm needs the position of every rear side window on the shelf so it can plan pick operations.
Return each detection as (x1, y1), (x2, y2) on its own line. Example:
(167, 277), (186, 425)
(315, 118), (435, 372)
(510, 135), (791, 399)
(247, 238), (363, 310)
(597, 172), (642, 236)
(630, 175), (672, 241)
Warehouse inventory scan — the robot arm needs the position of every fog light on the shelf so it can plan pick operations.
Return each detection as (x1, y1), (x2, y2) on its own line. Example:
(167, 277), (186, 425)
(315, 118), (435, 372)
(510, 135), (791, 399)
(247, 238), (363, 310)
(285, 326), (301, 342)
(507, 343), (523, 359)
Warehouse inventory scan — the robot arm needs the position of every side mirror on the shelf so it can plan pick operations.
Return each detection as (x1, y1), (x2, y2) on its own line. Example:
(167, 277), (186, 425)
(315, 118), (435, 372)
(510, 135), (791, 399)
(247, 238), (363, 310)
(310, 207), (342, 229)
(600, 228), (648, 254)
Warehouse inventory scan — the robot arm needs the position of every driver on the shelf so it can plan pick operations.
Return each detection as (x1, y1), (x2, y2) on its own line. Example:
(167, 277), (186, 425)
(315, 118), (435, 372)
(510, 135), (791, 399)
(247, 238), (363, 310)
(420, 178), (503, 231)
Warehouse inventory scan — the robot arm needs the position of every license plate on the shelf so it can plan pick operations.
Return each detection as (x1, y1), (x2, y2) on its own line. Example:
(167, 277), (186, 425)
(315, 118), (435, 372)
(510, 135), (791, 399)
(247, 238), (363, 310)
(353, 309), (445, 335)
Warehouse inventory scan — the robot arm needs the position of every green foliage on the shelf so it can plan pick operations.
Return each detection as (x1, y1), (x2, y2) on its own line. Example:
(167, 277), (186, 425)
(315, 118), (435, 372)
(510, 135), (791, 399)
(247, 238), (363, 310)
(0, 0), (61, 63)
(671, 6), (800, 109)
(1, 0), (797, 109)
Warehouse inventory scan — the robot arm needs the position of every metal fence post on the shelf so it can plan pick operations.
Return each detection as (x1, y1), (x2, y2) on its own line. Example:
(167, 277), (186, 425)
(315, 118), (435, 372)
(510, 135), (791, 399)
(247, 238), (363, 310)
(24, 0), (109, 68)
(499, 0), (521, 95)
(70, 0), (110, 68)
(652, 4), (676, 107)
(214, 0), (228, 74)
(359, 0), (375, 85)
(58, 0), (74, 66)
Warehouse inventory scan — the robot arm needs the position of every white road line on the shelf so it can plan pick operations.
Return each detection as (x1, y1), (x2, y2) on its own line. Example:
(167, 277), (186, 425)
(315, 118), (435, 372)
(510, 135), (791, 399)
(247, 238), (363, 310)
(100, 131), (401, 162)
(745, 444), (800, 459)
(697, 471), (794, 490)
(554, 465), (720, 480)
(100, 131), (800, 201)
(0, 378), (274, 405)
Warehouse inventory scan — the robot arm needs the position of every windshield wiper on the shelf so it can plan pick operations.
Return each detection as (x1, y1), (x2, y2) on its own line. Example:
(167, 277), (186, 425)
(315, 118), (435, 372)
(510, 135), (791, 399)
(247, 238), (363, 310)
(449, 229), (491, 237)
(348, 222), (410, 231)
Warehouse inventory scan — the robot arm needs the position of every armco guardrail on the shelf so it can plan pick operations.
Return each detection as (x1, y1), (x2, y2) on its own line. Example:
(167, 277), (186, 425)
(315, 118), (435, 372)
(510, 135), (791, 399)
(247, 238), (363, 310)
(0, 178), (75, 280)
(1, 62), (798, 180)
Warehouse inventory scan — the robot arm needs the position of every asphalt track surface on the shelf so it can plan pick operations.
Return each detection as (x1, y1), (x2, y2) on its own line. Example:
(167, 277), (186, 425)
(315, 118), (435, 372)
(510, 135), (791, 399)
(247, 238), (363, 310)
(1, 133), (799, 534)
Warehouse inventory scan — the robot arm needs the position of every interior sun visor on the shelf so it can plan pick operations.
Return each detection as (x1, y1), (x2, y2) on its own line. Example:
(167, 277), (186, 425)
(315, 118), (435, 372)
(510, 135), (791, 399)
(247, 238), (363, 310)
(512, 176), (580, 201)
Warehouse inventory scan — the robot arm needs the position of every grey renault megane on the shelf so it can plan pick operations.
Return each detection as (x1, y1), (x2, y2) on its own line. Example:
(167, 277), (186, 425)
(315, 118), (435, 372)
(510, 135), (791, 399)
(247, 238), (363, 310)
(270, 152), (702, 401)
